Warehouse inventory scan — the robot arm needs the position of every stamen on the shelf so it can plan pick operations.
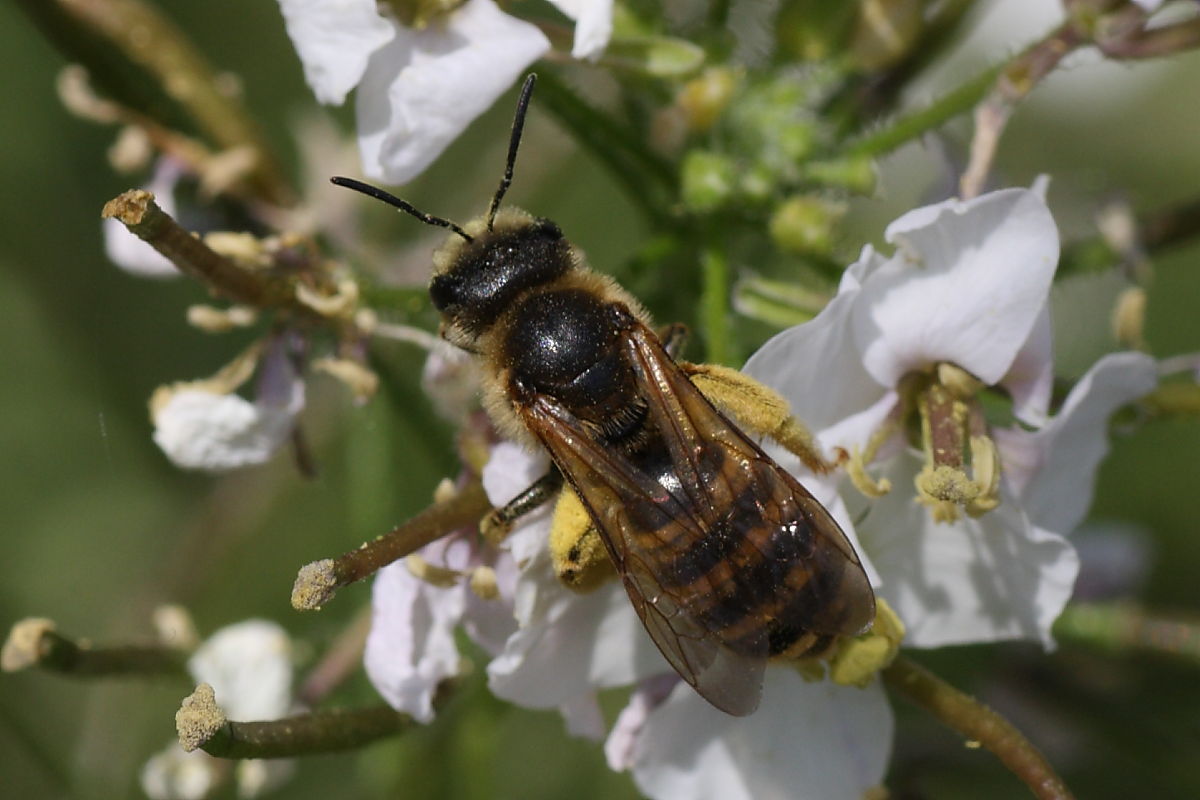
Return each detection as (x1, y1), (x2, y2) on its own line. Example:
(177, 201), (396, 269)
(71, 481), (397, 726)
(405, 554), (462, 588)
(844, 408), (901, 498)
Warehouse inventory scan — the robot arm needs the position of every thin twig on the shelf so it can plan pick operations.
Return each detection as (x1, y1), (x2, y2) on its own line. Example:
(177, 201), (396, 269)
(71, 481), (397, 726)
(291, 480), (492, 610)
(883, 656), (1075, 800)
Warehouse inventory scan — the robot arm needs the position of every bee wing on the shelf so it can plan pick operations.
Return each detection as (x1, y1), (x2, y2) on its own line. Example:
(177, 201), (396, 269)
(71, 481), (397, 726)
(522, 392), (767, 716)
(623, 323), (875, 639)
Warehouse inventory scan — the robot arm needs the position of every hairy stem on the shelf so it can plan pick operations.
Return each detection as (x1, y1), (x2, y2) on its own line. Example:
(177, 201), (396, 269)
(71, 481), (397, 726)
(843, 63), (1002, 161)
(883, 656), (1075, 800)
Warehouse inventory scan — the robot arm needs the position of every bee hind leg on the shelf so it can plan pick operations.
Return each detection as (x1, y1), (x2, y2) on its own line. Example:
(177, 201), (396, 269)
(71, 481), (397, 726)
(479, 468), (563, 544)
(682, 363), (842, 474)
(549, 487), (614, 592)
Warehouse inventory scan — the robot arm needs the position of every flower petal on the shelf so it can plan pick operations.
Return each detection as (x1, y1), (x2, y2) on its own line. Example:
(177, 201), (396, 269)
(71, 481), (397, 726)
(364, 559), (465, 723)
(851, 453), (1078, 648)
(141, 743), (219, 800)
(355, 0), (549, 183)
(742, 285), (885, 440)
(188, 620), (293, 721)
(1001, 351), (1157, 536)
(276, 0), (395, 105)
(605, 674), (680, 771)
(546, 0), (614, 59)
(628, 669), (892, 800)
(487, 561), (664, 708)
(558, 691), (606, 740)
(856, 188), (1059, 387)
(152, 390), (296, 471)
(1002, 301), (1054, 426)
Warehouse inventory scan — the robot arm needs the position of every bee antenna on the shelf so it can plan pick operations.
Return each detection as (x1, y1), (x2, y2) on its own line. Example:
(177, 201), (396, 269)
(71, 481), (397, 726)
(486, 73), (537, 231)
(330, 176), (473, 242)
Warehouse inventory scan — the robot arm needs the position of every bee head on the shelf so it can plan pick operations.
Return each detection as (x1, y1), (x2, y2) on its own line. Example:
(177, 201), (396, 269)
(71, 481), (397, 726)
(330, 74), (551, 351)
(429, 209), (574, 344)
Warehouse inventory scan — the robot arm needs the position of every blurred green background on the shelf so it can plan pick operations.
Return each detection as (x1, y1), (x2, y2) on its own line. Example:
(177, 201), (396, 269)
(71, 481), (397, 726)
(2, 1), (1199, 798)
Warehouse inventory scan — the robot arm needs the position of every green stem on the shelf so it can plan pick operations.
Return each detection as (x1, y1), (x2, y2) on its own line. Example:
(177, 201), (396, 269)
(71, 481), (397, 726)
(699, 245), (734, 365)
(883, 656), (1075, 800)
(1054, 602), (1200, 664)
(534, 70), (676, 227)
(291, 480), (491, 610)
(842, 63), (1003, 160)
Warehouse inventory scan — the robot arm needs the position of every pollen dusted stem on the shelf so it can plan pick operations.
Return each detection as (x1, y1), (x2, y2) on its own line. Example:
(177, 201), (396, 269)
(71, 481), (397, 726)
(291, 480), (492, 610)
(177, 682), (456, 758)
(1, 618), (188, 677)
(102, 190), (279, 307)
(882, 656), (1076, 800)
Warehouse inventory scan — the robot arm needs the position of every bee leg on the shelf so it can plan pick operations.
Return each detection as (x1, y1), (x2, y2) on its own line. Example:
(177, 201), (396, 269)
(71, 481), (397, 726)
(479, 468), (563, 544)
(549, 486), (614, 592)
(682, 363), (841, 474)
(657, 323), (689, 359)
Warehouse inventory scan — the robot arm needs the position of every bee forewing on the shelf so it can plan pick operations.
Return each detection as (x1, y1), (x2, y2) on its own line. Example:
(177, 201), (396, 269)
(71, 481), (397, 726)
(521, 393), (768, 716)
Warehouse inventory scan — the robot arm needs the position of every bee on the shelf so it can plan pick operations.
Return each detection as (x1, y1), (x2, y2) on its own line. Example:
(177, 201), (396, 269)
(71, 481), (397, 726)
(332, 75), (875, 716)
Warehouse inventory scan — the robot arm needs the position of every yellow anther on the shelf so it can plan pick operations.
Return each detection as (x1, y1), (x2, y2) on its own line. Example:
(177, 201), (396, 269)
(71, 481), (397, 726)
(936, 362), (985, 400)
(405, 554), (461, 588)
(469, 566), (499, 600)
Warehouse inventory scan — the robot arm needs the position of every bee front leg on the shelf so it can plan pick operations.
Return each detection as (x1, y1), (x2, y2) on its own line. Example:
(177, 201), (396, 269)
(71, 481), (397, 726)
(682, 363), (842, 474)
(479, 468), (563, 544)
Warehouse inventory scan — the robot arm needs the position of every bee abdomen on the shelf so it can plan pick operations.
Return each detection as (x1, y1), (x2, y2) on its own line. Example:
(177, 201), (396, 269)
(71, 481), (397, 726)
(657, 494), (855, 659)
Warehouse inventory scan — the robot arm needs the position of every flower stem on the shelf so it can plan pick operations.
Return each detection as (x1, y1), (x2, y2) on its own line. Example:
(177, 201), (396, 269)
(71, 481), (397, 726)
(882, 656), (1075, 800)
(1, 618), (187, 677)
(841, 63), (1002, 160)
(102, 190), (275, 304)
(1053, 602), (1200, 664)
(534, 69), (675, 227)
(16, 0), (292, 205)
(291, 480), (491, 610)
(1059, 195), (1200, 278)
(177, 682), (453, 758)
(700, 245), (735, 365)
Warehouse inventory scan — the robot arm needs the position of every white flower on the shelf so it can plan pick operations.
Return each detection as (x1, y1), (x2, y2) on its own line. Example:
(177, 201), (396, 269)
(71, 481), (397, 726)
(141, 620), (296, 800)
(141, 746), (218, 800)
(276, 0), (613, 183)
(104, 159), (183, 277)
(188, 620), (294, 721)
(151, 337), (305, 471)
(364, 488), (521, 722)
(744, 186), (1083, 648)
